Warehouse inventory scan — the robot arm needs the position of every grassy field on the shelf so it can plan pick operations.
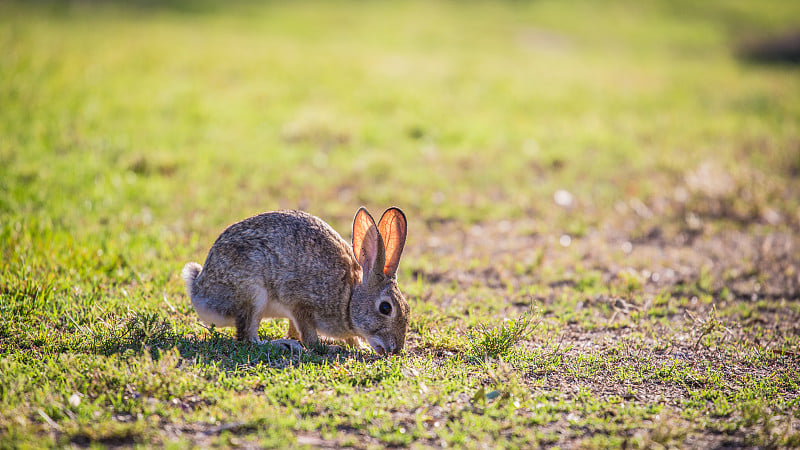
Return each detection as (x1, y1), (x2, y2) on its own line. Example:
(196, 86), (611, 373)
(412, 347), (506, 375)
(2, 0), (800, 447)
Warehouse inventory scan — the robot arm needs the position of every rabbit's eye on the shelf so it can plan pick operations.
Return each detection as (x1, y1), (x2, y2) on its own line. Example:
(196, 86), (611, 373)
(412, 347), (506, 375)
(379, 301), (392, 315)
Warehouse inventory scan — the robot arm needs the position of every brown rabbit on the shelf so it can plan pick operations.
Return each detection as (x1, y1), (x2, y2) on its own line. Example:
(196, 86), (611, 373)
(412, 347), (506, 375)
(181, 207), (409, 355)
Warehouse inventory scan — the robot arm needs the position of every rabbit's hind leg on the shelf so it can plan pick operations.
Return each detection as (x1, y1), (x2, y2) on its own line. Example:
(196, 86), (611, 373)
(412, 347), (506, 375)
(269, 338), (306, 353)
(234, 305), (261, 343)
(257, 320), (305, 354)
(233, 284), (265, 343)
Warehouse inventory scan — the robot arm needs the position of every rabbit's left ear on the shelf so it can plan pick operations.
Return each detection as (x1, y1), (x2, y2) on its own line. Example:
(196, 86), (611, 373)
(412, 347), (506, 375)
(378, 207), (407, 278)
(353, 207), (385, 280)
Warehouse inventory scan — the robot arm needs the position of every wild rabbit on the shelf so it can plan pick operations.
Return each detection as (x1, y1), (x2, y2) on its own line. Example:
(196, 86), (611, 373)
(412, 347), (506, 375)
(182, 207), (409, 355)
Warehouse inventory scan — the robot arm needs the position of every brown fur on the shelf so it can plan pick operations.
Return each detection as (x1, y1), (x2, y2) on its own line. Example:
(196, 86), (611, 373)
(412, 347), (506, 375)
(182, 208), (409, 354)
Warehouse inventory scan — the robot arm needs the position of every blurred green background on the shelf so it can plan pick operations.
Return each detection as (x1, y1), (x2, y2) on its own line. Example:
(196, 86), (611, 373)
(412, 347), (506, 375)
(3, 0), (798, 233)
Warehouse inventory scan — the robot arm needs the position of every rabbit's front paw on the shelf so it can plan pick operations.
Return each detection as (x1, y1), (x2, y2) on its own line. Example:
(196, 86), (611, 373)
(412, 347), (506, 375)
(269, 339), (306, 353)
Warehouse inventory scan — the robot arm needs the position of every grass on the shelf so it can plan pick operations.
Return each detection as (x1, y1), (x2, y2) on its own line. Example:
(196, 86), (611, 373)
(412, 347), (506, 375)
(468, 305), (540, 362)
(2, 0), (800, 447)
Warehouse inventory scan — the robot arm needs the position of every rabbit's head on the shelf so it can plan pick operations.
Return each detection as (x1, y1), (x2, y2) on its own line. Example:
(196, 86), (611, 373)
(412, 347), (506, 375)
(350, 207), (409, 355)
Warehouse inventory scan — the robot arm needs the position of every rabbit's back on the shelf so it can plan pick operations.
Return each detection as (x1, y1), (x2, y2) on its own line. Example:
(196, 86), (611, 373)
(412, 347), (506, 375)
(193, 210), (361, 317)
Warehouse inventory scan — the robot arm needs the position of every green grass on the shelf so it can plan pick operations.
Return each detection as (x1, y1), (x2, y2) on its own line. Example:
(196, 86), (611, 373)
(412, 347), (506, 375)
(2, 0), (800, 447)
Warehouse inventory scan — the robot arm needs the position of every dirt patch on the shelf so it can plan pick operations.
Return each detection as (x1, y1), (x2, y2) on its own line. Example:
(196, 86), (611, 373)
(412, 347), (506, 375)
(402, 169), (800, 447)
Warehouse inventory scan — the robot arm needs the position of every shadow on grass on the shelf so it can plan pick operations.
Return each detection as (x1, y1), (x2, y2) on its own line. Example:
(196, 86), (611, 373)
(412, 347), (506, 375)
(86, 311), (385, 372)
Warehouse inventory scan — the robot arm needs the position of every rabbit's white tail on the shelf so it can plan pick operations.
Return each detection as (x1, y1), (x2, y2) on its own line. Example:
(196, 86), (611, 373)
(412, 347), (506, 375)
(181, 262), (202, 298)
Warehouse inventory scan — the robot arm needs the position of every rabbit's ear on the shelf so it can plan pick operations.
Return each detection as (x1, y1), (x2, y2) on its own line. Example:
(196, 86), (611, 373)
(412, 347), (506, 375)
(378, 207), (407, 278)
(353, 207), (385, 281)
